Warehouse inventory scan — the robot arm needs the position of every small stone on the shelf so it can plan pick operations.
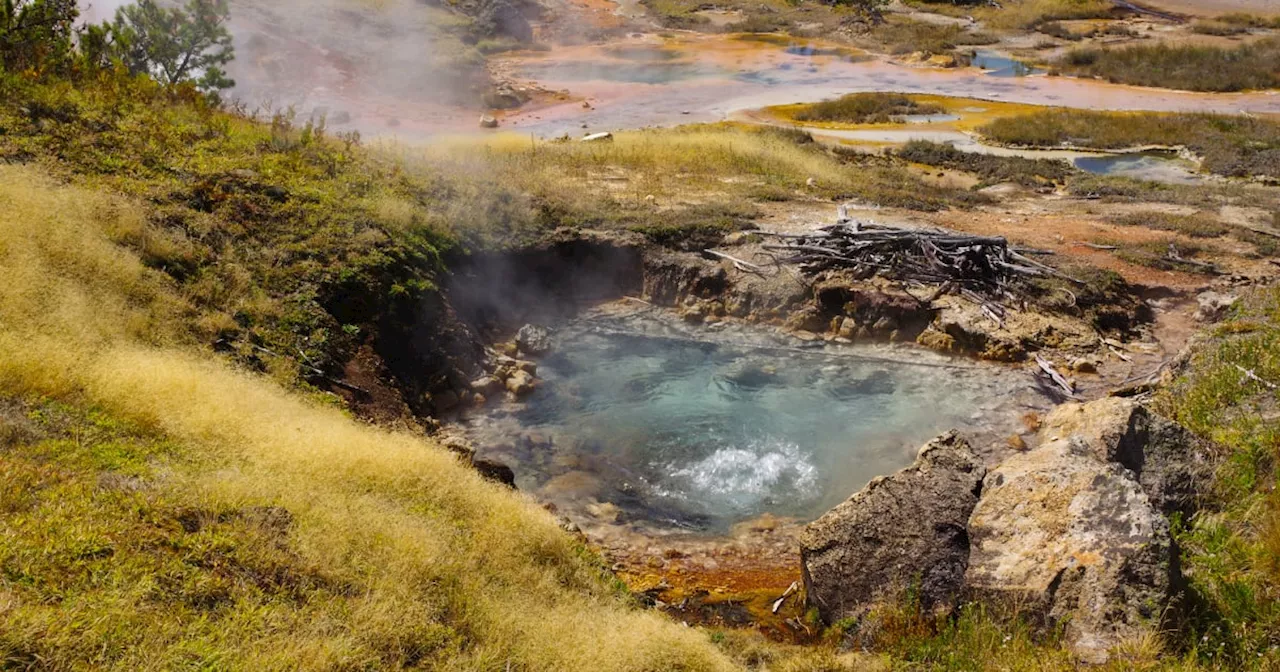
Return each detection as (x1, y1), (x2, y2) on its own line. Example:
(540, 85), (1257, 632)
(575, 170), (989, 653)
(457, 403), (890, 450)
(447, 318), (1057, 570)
(837, 317), (857, 340)
(506, 370), (536, 396)
(927, 53), (957, 68)
(479, 114), (498, 128)
(470, 376), (502, 396)
(586, 501), (620, 522)
(679, 304), (706, 324)
(1069, 356), (1100, 374)
(871, 316), (899, 334)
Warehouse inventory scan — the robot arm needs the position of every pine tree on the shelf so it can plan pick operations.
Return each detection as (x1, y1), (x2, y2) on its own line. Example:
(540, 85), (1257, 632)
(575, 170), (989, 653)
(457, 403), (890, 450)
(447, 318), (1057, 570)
(110, 0), (234, 94)
(0, 0), (79, 74)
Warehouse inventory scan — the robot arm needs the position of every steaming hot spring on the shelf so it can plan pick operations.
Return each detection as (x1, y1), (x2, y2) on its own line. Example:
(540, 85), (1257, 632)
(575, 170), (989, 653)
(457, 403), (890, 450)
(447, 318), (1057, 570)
(462, 308), (1037, 534)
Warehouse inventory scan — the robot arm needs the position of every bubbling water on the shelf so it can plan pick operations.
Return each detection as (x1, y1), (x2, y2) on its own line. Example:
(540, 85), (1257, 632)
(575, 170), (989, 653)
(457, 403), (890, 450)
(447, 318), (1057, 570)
(464, 311), (1041, 533)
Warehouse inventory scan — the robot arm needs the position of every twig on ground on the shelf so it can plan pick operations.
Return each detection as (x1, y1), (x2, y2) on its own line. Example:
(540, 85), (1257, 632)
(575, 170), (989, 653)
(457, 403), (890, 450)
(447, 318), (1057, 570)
(1035, 354), (1076, 398)
(1236, 364), (1279, 390)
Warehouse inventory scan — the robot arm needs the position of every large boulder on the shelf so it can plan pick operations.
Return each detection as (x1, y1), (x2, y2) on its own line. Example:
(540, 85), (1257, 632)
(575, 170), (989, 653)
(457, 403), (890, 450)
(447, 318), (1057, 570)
(516, 324), (552, 356)
(1040, 397), (1214, 517)
(800, 432), (985, 623)
(966, 438), (1178, 664)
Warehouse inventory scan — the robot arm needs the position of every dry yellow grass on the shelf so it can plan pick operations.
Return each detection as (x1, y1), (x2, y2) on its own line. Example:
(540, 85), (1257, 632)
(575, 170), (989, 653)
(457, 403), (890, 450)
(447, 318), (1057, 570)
(411, 126), (841, 201)
(0, 164), (737, 670)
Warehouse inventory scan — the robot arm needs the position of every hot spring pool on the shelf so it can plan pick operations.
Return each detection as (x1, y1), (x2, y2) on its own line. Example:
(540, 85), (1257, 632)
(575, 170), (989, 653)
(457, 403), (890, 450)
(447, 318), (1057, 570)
(464, 311), (1040, 533)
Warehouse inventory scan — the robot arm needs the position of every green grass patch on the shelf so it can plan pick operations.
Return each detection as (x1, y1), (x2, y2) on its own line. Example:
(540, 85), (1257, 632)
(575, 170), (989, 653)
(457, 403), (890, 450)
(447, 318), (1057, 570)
(1111, 211), (1234, 238)
(1157, 287), (1280, 667)
(1105, 237), (1218, 274)
(862, 18), (999, 55)
(897, 139), (1077, 186)
(1190, 20), (1252, 36)
(0, 159), (741, 671)
(979, 109), (1280, 180)
(1058, 37), (1280, 92)
(0, 72), (465, 390)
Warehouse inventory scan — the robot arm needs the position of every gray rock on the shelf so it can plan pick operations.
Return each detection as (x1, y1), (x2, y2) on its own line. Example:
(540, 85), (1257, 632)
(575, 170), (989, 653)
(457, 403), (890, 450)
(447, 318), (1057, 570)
(966, 438), (1177, 665)
(1040, 397), (1213, 517)
(516, 324), (552, 356)
(470, 376), (502, 396)
(800, 432), (985, 624)
(1195, 290), (1237, 322)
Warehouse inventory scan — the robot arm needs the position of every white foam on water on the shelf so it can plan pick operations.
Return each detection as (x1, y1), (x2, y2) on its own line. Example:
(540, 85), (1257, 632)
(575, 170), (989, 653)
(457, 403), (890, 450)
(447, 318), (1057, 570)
(667, 438), (818, 513)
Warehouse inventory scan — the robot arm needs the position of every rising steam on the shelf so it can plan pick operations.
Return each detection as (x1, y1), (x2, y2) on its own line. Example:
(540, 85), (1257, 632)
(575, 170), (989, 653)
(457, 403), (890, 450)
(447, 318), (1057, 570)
(80, 0), (493, 134)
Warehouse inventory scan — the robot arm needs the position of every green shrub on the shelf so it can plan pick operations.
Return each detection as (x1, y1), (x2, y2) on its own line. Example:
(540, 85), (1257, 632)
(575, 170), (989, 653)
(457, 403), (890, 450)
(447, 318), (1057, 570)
(1037, 20), (1081, 40)
(1111, 211), (1233, 238)
(1190, 19), (1250, 36)
(867, 19), (990, 54)
(0, 0), (79, 74)
(897, 139), (1076, 186)
(793, 93), (944, 123)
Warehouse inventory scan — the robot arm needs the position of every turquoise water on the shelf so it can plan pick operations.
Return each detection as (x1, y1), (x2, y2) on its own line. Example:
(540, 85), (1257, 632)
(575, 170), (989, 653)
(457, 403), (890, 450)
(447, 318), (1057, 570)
(466, 312), (1035, 532)
(972, 51), (1042, 78)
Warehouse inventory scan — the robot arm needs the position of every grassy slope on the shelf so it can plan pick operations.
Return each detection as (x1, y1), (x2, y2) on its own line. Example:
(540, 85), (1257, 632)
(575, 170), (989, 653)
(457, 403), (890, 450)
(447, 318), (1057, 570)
(0, 164), (738, 670)
(0, 73), (464, 395)
(416, 124), (988, 228)
(5, 63), (1280, 670)
(1157, 288), (1280, 668)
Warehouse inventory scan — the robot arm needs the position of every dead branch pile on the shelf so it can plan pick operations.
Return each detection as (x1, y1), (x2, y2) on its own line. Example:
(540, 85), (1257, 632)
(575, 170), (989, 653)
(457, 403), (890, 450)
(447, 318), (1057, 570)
(759, 218), (1079, 309)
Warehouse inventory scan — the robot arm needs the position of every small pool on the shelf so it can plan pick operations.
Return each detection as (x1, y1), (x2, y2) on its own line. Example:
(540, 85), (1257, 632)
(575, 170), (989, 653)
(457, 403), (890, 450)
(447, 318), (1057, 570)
(1073, 151), (1203, 184)
(465, 311), (1038, 533)
(972, 51), (1042, 78)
